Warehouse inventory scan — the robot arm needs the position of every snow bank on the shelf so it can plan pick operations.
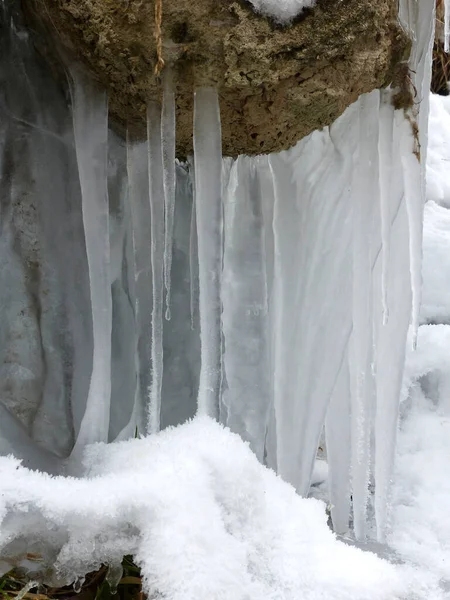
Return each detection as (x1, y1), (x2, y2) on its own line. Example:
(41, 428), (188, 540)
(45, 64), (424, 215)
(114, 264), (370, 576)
(247, 0), (315, 23)
(427, 95), (450, 208)
(0, 417), (441, 600)
(391, 391), (450, 584)
(421, 201), (450, 324)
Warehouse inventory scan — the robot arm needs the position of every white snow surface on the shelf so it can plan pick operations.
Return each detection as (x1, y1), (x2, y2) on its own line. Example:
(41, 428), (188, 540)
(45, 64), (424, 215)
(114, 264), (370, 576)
(0, 417), (444, 600)
(247, 0), (315, 22)
(426, 95), (450, 208)
(421, 201), (450, 325)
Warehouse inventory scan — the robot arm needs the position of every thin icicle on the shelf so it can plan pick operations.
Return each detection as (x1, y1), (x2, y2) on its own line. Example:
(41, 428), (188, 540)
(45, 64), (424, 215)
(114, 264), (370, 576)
(445, 0), (450, 53)
(378, 93), (394, 325)
(69, 69), (111, 455)
(401, 118), (424, 350)
(147, 102), (165, 434)
(161, 69), (176, 321)
(189, 191), (198, 331)
(193, 87), (223, 418)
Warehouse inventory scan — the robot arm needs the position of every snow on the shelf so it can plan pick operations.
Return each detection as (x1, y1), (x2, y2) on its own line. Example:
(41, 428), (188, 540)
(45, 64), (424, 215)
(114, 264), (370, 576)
(0, 417), (444, 600)
(247, 0), (316, 22)
(426, 94), (450, 208)
(421, 201), (450, 324)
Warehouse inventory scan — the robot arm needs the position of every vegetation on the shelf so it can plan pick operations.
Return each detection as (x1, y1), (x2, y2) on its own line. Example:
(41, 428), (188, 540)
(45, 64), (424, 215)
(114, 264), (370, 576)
(0, 558), (144, 600)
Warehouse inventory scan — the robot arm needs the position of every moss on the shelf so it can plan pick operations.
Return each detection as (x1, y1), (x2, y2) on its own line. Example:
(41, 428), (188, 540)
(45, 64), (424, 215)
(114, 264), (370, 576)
(23, 0), (410, 156)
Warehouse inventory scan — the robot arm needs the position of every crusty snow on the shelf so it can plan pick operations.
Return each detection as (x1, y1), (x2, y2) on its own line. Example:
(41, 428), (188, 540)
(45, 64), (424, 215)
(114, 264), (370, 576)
(0, 417), (444, 600)
(247, 0), (316, 22)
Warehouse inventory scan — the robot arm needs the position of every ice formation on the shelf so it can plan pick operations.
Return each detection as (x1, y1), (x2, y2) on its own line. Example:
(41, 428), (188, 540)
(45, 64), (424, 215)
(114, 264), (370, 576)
(69, 70), (112, 457)
(0, 0), (440, 592)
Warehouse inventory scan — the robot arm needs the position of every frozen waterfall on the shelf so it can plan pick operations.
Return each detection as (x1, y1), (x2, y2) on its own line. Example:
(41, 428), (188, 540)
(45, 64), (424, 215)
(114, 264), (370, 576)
(0, 0), (436, 555)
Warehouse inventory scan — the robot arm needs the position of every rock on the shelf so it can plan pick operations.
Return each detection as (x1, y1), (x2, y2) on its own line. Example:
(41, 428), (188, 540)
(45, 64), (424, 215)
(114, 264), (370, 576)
(22, 0), (410, 156)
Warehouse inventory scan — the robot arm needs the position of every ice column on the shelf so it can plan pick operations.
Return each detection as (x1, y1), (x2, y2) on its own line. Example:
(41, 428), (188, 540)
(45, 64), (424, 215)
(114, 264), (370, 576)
(70, 70), (112, 453)
(123, 138), (152, 439)
(269, 114), (354, 496)
(221, 157), (270, 461)
(193, 88), (223, 418)
(147, 102), (165, 433)
(349, 92), (379, 540)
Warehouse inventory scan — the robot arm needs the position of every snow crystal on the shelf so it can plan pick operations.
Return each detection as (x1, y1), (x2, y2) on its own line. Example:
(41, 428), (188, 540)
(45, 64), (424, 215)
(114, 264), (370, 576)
(247, 0), (316, 23)
(0, 418), (444, 600)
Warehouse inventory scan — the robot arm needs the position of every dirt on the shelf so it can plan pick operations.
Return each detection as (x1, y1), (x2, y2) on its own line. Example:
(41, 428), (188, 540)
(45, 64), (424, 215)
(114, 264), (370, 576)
(22, 0), (411, 157)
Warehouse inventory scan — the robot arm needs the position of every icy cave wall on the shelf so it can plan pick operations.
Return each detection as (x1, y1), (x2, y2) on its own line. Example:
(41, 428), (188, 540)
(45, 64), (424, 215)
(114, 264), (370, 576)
(0, 0), (438, 541)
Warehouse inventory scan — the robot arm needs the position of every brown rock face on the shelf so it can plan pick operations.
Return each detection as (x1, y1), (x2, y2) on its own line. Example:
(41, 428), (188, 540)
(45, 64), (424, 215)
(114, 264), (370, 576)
(23, 0), (410, 156)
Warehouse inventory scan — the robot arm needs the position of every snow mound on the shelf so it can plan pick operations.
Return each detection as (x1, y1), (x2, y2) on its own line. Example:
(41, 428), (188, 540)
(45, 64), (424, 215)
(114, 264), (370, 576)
(247, 0), (316, 22)
(391, 389), (450, 584)
(0, 417), (440, 600)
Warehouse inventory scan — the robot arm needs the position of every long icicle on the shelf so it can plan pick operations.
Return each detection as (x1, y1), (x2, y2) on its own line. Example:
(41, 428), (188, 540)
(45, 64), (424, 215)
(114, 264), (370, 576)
(189, 188), (198, 331)
(147, 102), (165, 434)
(350, 92), (379, 540)
(378, 92), (394, 325)
(193, 87), (223, 418)
(120, 135), (152, 440)
(401, 118), (423, 350)
(161, 69), (176, 321)
(445, 0), (450, 53)
(70, 69), (112, 455)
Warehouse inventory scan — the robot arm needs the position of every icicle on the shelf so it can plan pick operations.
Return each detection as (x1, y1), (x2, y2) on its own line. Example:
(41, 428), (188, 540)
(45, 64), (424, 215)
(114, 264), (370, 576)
(161, 69), (176, 321)
(349, 92), (379, 540)
(325, 351), (351, 535)
(189, 191), (198, 331)
(193, 87), (223, 418)
(401, 118), (423, 350)
(69, 69), (111, 454)
(373, 108), (412, 543)
(147, 102), (165, 433)
(16, 582), (38, 600)
(445, 0), (450, 53)
(378, 93), (394, 325)
(122, 135), (152, 440)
